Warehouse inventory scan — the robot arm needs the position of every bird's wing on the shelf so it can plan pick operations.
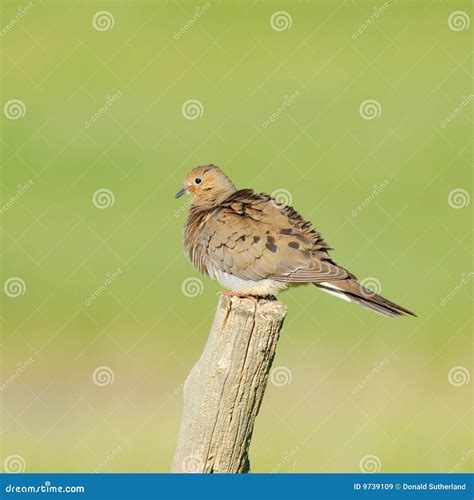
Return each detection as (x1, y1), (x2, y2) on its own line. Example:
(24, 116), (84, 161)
(199, 190), (353, 283)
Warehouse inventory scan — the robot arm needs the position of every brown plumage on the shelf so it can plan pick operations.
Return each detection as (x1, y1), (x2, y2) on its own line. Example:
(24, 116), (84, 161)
(176, 164), (415, 318)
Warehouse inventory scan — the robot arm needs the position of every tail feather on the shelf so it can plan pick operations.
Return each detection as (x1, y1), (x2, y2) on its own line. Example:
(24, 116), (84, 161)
(316, 280), (416, 318)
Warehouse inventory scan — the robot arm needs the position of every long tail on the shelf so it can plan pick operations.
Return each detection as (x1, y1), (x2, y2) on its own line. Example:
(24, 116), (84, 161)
(316, 279), (416, 318)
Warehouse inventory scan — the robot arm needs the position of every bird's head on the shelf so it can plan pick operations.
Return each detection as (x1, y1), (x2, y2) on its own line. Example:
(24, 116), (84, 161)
(175, 164), (236, 206)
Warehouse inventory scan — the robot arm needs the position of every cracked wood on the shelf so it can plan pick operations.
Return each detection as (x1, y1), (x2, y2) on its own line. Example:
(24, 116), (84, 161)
(171, 294), (287, 473)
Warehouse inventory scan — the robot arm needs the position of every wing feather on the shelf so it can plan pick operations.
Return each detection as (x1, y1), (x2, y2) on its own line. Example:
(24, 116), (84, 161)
(185, 189), (352, 285)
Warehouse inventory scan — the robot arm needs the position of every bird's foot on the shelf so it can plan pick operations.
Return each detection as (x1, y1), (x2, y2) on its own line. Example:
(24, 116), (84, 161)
(222, 291), (258, 300)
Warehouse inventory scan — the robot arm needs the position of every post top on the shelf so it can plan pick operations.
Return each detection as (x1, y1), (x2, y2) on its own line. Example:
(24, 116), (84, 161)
(218, 293), (287, 320)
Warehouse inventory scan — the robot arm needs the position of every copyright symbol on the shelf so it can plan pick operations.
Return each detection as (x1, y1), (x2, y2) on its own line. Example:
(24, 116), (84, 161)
(395, 483), (401, 490)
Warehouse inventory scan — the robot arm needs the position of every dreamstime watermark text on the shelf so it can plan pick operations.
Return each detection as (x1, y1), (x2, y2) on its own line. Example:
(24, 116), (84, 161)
(0, 358), (34, 392)
(351, 357), (390, 396)
(262, 91), (300, 128)
(352, 180), (389, 218)
(450, 449), (473, 473)
(0, 2), (34, 36)
(84, 90), (122, 128)
(173, 3), (211, 40)
(0, 180), (34, 214)
(84, 268), (123, 306)
(93, 446), (123, 472)
(4, 482), (84, 493)
(440, 272), (473, 306)
(352, 2), (390, 40)
(272, 446), (300, 473)
(440, 94), (474, 128)
(174, 197), (192, 218)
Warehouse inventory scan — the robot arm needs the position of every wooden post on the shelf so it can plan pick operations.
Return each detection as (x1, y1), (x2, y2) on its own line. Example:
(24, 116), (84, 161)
(171, 293), (287, 473)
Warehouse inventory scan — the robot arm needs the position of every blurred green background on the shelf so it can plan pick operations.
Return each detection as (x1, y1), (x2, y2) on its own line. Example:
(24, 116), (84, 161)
(1, 0), (472, 473)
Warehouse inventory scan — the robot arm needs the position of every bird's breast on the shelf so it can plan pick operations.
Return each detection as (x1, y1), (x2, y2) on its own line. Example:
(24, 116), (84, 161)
(208, 267), (288, 296)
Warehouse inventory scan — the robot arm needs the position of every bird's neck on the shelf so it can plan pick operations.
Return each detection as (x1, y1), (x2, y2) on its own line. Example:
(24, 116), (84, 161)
(190, 188), (236, 211)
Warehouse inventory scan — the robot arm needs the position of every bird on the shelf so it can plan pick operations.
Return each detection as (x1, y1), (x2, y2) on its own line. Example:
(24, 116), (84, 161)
(176, 164), (415, 318)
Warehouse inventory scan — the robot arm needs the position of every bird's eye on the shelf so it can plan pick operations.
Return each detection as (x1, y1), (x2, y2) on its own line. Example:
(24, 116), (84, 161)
(194, 178), (202, 185)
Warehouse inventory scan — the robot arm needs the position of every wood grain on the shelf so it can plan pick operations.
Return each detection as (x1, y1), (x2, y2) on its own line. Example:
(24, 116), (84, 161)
(171, 294), (287, 473)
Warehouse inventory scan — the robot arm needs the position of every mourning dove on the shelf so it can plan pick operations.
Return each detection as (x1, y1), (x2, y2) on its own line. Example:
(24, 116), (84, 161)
(176, 165), (415, 317)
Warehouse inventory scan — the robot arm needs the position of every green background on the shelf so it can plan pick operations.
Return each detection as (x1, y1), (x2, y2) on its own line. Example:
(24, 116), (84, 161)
(1, 0), (472, 473)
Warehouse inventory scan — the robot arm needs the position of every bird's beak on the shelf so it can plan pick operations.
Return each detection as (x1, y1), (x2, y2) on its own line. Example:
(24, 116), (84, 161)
(175, 187), (187, 199)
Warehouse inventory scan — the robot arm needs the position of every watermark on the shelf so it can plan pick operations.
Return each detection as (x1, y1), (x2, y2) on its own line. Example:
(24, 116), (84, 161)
(359, 454), (381, 473)
(0, 358), (34, 392)
(440, 94), (473, 128)
(3, 277), (26, 298)
(360, 277), (382, 297)
(3, 455), (26, 473)
(93, 446), (123, 473)
(352, 2), (390, 40)
(84, 267), (123, 306)
(3, 99), (26, 120)
(448, 11), (470, 32)
(448, 188), (470, 209)
(92, 366), (115, 387)
(84, 90), (122, 128)
(173, 3), (211, 40)
(270, 11), (292, 31)
(440, 272), (473, 306)
(173, 381), (185, 396)
(5, 482), (84, 493)
(270, 188), (293, 207)
(448, 366), (470, 387)
(181, 277), (204, 298)
(351, 357), (390, 396)
(181, 454), (204, 473)
(359, 99), (381, 120)
(92, 188), (115, 209)
(92, 11), (115, 31)
(0, 180), (34, 214)
(181, 99), (204, 120)
(450, 449), (473, 473)
(270, 366), (292, 387)
(174, 197), (193, 218)
(272, 446), (300, 473)
(351, 180), (389, 218)
(0, 2), (34, 36)
(262, 91), (300, 128)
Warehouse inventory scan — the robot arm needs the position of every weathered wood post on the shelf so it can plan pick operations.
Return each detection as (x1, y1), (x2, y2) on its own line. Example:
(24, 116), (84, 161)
(171, 293), (287, 473)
